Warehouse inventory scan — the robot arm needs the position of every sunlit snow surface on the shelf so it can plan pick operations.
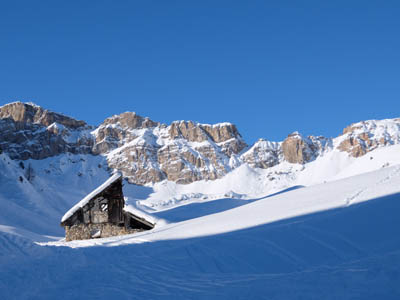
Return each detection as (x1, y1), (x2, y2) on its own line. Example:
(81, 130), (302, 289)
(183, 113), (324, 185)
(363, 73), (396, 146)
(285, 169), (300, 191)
(1, 145), (400, 299)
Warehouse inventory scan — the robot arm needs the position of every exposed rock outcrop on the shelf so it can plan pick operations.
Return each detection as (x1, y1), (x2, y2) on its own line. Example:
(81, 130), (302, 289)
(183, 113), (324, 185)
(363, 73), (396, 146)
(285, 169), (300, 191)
(1, 102), (399, 185)
(92, 112), (161, 154)
(97, 117), (247, 184)
(337, 119), (400, 157)
(102, 111), (159, 129)
(0, 102), (93, 160)
(169, 121), (209, 142)
(0, 102), (249, 184)
(168, 121), (247, 155)
(241, 139), (281, 169)
(0, 102), (86, 129)
(282, 132), (317, 164)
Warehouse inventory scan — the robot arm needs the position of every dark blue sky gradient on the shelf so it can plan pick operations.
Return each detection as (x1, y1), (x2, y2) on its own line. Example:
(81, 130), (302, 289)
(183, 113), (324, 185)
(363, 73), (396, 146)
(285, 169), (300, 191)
(1, 1), (399, 143)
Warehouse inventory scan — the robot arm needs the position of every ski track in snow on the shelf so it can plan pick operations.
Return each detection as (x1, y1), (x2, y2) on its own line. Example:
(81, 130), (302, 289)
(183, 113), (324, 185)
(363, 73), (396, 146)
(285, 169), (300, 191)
(344, 165), (400, 206)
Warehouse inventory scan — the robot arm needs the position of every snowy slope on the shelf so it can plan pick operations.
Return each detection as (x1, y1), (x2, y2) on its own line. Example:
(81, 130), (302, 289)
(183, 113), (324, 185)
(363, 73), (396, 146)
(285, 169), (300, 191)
(1, 159), (400, 299)
(1, 106), (400, 298)
(46, 160), (400, 248)
(133, 144), (400, 212)
(0, 153), (112, 237)
(1, 144), (400, 243)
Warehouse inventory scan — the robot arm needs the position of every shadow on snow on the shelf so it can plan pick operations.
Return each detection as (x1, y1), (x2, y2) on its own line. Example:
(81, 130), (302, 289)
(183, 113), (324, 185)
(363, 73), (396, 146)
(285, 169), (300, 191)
(1, 191), (400, 299)
(154, 185), (305, 222)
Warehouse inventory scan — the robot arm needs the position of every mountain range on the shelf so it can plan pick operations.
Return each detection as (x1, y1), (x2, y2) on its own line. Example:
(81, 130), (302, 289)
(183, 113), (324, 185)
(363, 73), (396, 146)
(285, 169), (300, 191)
(1, 101), (399, 185)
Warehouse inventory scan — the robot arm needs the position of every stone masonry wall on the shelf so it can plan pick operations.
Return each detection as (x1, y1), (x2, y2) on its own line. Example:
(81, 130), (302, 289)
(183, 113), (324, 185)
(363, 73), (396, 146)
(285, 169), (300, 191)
(64, 223), (140, 242)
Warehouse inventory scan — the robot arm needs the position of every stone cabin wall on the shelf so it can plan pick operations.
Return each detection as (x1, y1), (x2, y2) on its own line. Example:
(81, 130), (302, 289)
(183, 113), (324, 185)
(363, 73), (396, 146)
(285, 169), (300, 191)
(64, 223), (141, 242)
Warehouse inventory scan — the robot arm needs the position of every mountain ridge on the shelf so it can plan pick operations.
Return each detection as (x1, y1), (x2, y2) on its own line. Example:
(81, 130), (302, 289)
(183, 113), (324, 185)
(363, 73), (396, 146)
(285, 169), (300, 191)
(1, 101), (399, 185)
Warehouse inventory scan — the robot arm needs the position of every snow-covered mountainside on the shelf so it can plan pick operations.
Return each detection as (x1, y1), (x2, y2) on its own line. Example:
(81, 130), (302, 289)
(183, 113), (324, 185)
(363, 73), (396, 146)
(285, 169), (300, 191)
(1, 101), (400, 186)
(1, 101), (400, 299)
(1, 148), (400, 299)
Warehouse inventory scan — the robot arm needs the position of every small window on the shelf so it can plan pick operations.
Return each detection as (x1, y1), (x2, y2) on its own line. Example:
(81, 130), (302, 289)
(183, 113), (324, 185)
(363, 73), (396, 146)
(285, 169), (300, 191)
(100, 203), (108, 212)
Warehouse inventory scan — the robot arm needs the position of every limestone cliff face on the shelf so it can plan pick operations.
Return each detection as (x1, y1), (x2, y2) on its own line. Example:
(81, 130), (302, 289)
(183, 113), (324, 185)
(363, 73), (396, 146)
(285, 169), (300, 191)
(0, 102), (93, 160)
(337, 119), (400, 157)
(92, 112), (161, 154)
(1, 102), (399, 184)
(93, 114), (165, 185)
(0, 102), (86, 129)
(169, 121), (208, 142)
(282, 132), (314, 164)
(168, 121), (247, 155)
(94, 117), (247, 184)
(281, 132), (330, 164)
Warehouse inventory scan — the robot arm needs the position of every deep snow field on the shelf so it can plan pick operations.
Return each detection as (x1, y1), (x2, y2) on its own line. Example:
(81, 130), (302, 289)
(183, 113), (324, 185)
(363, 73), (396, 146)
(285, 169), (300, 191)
(1, 145), (400, 299)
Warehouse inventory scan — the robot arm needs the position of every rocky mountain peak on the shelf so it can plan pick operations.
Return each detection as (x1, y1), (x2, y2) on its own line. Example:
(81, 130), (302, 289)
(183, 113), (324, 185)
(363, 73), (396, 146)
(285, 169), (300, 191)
(103, 112), (160, 129)
(337, 118), (400, 157)
(282, 132), (320, 164)
(201, 122), (243, 143)
(0, 101), (399, 185)
(0, 102), (87, 129)
(169, 121), (209, 142)
(286, 131), (302, 139)
(92, 112), (161, 155)
(0, 102), (92, 160)
(169, 121), (245, 148)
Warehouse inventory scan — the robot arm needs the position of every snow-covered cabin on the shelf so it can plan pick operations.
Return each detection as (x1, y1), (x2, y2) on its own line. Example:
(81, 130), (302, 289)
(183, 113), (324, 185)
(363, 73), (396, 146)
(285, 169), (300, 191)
(60, 173), (154, 241)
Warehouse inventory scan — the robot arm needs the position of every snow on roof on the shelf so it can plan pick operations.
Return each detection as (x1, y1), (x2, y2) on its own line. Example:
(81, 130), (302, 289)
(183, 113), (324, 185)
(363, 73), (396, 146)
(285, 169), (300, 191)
(123, 204), (157, 226)
(61, 172), (122, 223)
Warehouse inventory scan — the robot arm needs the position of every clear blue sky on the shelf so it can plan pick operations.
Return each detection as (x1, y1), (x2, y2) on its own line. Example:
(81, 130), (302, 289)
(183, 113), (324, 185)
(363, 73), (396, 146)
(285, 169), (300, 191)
(1, 1), (399, 143)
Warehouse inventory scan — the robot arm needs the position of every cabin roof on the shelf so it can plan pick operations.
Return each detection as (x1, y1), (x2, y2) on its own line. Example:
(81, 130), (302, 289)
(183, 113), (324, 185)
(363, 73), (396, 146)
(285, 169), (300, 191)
(124, 204), (157, 226)
(61, 172), (122, 223)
